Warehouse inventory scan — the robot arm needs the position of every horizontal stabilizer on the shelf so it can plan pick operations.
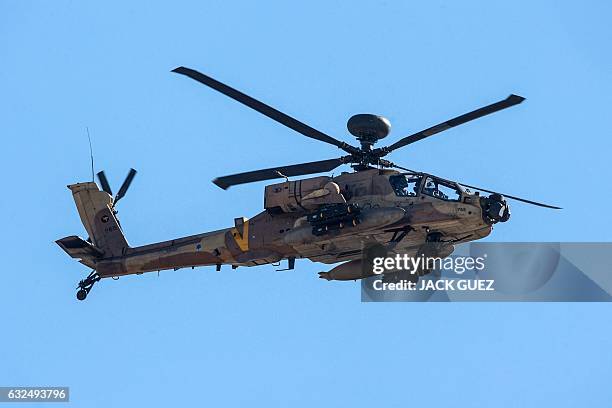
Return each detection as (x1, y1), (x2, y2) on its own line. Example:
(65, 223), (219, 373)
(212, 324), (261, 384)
(56, 235), (104, 260)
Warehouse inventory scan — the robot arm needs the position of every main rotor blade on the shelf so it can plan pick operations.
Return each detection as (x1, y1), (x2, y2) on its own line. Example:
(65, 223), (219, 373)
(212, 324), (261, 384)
(382, 94), (525, 154)
(213, 158), (347, 190)
(390, 164), (560, 209)
(459, 183), (561, 209)
(96, 171), (112, 196)
(114, 168), (137, 205)
(172, 66), (358, 155)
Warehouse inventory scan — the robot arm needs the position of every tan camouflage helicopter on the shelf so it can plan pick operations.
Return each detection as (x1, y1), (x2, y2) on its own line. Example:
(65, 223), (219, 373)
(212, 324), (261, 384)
(56, 66), (560, 300)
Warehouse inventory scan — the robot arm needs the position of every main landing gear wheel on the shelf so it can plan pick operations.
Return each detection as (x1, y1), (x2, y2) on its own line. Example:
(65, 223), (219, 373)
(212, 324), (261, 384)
(76, 270), (101, 301)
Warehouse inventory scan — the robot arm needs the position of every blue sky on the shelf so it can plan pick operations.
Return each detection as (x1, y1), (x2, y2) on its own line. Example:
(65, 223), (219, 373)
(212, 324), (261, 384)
(1, 1), (612, 406)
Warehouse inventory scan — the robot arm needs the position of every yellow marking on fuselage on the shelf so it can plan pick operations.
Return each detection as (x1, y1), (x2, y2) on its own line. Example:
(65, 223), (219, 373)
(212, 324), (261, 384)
(231, 220), (249, 251)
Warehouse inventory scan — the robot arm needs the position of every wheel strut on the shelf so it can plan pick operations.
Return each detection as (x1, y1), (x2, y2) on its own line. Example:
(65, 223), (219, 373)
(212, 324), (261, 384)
(76, 270), (101, 301)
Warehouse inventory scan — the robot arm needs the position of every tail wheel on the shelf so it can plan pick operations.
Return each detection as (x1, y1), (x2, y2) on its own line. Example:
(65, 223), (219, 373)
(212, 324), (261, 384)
(76, 289), (88, 301)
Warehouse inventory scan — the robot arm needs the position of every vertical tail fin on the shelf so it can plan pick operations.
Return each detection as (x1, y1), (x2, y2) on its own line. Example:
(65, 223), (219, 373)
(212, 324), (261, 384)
(68, 182), (129, 258)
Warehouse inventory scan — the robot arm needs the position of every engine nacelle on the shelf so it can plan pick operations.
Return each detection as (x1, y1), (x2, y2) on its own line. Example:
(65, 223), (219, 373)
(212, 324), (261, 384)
(264, 177), (346, 214)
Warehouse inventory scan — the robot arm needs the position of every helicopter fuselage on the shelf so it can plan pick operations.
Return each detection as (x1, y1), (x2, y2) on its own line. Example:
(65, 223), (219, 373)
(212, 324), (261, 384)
(59, 168), (504, 281)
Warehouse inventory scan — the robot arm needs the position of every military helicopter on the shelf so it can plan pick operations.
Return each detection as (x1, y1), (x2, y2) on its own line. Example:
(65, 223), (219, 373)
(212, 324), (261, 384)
(56, 66), (560, 300)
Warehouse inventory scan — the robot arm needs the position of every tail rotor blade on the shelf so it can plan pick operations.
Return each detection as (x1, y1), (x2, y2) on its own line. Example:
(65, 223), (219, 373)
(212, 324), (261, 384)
(114, 168), (137, 205)
(96, 171), (113, 196)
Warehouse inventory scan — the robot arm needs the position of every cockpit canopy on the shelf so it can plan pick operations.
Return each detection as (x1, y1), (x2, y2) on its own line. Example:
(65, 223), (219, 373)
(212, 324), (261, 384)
(389, 174), (421, 197)
(389, 174), (462, 202)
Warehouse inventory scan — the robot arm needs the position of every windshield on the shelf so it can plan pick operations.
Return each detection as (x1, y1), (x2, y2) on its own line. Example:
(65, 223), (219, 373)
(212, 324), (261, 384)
(422, 176), (462, 201)
(389, 175), (421, 197)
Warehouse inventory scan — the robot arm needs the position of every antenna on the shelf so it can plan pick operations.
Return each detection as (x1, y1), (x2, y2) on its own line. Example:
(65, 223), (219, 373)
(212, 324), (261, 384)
(274, 170), (289, 182)
(86, 127), (94, 182)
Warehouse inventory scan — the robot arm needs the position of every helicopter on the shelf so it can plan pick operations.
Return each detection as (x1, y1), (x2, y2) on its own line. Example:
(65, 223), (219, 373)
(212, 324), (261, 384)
(56, 66), (560, 300)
